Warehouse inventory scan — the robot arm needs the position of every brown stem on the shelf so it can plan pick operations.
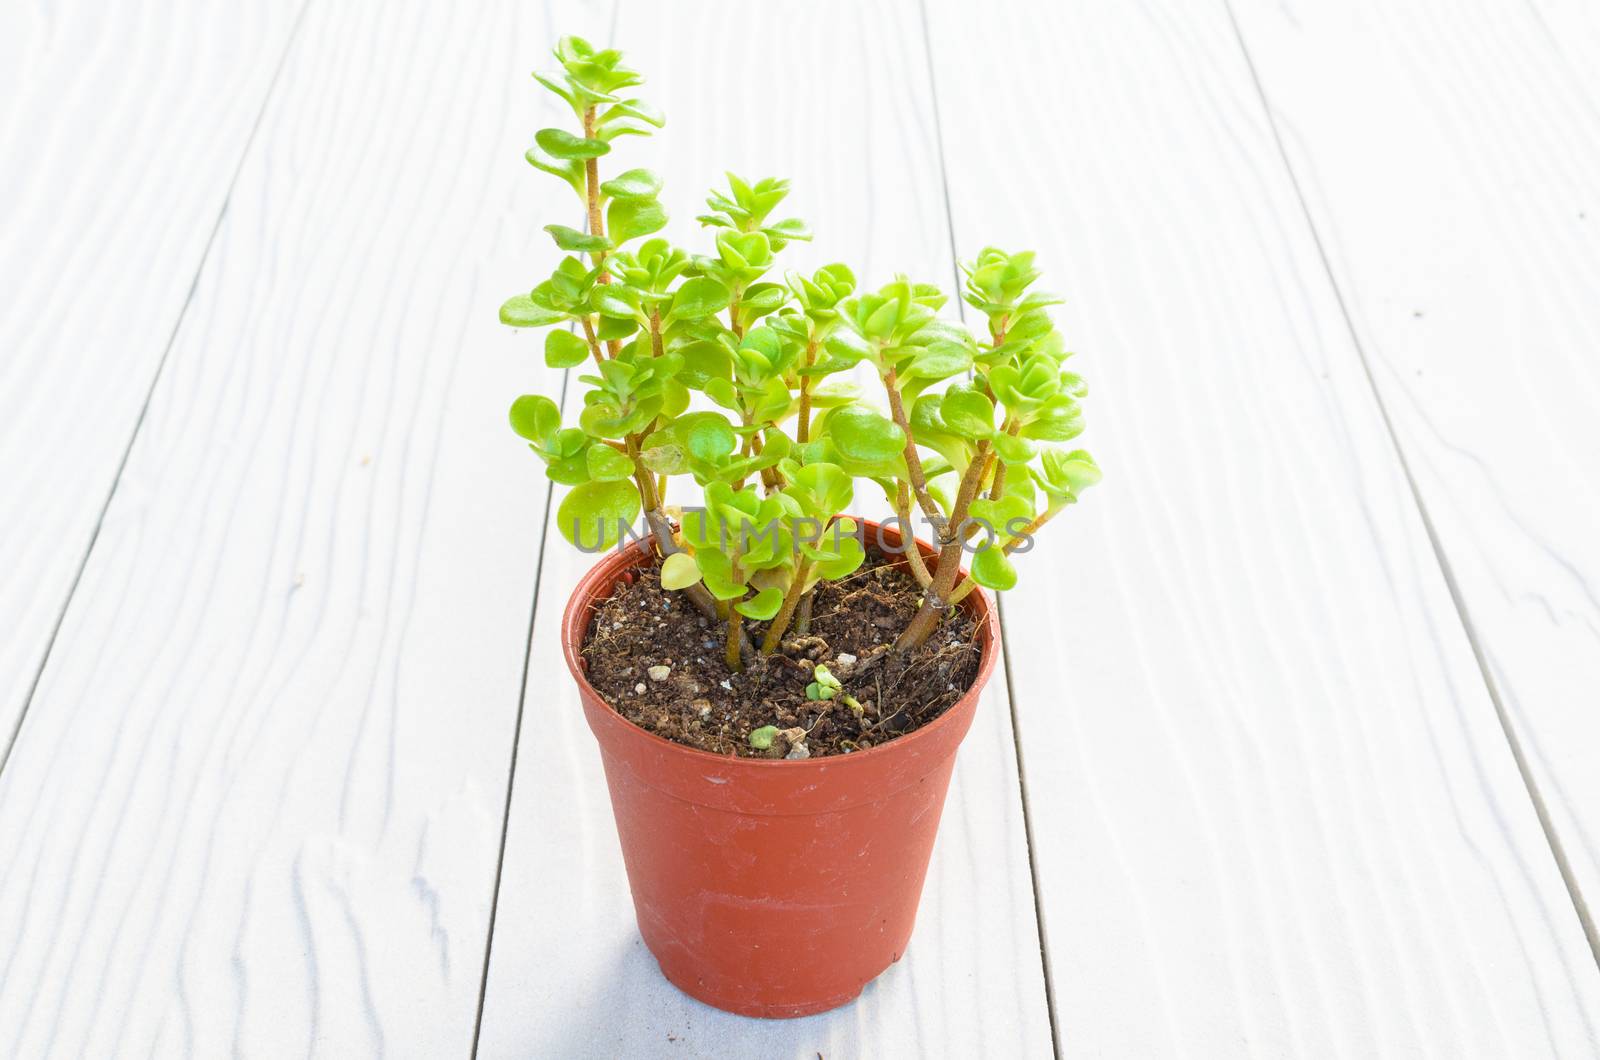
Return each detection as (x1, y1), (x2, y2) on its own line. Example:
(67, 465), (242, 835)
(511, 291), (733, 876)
(761, 560), (812, 653)
(895, 440), (992, 651)
(580, 106), (621, 359)
(1001, 507), (1057, 553)
(796, 337), (819, 443)
(579, 316), (606, 365)
(648, 306), (665, 358)
(581, 106), (607, 274)
(725, 604), (745, 671)
(987, 420), (1021, 502)
(895, 481), (933, 589)
(794, 591), (814, 635)
(882, 365), (947, 539)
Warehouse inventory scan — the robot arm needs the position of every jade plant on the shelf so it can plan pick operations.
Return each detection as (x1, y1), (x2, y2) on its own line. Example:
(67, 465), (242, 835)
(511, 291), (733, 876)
(504, 36), (1100, 677)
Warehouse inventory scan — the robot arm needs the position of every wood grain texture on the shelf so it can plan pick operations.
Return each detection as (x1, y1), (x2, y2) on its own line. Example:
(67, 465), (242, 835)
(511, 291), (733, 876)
(924, 0), (1600, 1055)
(474, 2), (1054, 1056)
(0, 0), (301, 757)
(0, 0), (610, 1054)
(1228, 0), (1600, 949)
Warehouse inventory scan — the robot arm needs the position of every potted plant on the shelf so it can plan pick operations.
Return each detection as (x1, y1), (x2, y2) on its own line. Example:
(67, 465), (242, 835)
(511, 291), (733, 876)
(502, 36), (1100, 1018)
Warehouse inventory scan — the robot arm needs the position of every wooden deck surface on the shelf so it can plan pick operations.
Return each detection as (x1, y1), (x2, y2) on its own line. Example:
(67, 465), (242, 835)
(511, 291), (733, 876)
(1, 0), (1597, 1056)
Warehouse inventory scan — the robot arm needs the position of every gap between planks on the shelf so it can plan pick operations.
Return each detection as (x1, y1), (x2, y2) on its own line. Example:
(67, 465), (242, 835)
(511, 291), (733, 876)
(0, 0), (319, 782)
(470, 5), (621, 1054)
(1216, 0), (1600, 972)
(912, 0), (1064, 1053)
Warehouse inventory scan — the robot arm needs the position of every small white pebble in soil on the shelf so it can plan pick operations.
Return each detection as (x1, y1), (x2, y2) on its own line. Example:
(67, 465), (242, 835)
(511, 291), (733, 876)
(720, 679), (733, 690)
(647, 665), (671, 682)
(692, 698), (712, 717)
(785, 744), (811, 760)
(634, 682), (646, 694)
(835, 652), (857, 667)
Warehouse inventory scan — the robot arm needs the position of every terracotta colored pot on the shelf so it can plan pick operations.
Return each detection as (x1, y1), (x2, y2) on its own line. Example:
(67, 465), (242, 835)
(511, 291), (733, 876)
(562, 519), (999, 1018)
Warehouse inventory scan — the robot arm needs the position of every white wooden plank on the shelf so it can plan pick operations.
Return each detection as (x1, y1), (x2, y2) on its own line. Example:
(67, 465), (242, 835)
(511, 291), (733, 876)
(0, 0), (611, 1055)
(0, 0), (300, 751)
(1229, 0), (1600, 948)
(475, 1), (1054, 1056)
(924, 0), (1600, 1055)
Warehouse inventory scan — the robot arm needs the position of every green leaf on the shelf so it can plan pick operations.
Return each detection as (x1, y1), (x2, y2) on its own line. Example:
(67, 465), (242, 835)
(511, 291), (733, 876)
(1040, 448), (1102, 497)
(991, 432), (1038, 464)
(667, 277), (731, 321)
(509, 395), (561, 445)
(524, 149), (585, 197)
(676, 340), (733, 389)
(666, 412), (733, 465)
(544, 224), (612, 252)
(735, 586), (784, 620)
(864, 299), (900, 340)
(556, 479), (640, 550)
(660, 552), (702, 590)
(939, 387), (996, 440)
(600, 168), (663, 199)
(607, 197), (668, 245)
(542, 428), (591, 485)
(601, 100), (665, 129)
(533, 72), (577, 110)
(970, 546), (1017, 592)
(704, 377), (741, 411)
(584, 443), (634, 481)
(826, 405), (905, 466)
(544, 329), (591, 368)
(811, 527), (865, 581)
(535, 128), (609, 160)
(696, 551), (748, 601)
(1023, 397), (1085, 441)
(594, 287), (638, 319)
(501, 294), (564, 328)
(765, 217), (812, 246)
(595, 314), (637, 342)
(903, 340), (973, 382)
(749, 725), (780, 751)
(638, 437), (687, 475)
(969, 495), (1032, 533)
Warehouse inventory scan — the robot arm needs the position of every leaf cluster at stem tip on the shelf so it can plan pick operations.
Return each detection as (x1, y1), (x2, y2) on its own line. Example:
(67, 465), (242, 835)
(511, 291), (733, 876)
(502, 36), (1101, 665)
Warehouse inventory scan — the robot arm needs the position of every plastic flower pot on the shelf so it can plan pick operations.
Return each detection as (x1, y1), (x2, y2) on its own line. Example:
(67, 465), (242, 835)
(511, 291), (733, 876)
(561, 518), (1000, 1018)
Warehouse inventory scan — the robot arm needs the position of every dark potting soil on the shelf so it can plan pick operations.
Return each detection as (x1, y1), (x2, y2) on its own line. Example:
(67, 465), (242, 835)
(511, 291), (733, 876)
(580, 549), (982, 759)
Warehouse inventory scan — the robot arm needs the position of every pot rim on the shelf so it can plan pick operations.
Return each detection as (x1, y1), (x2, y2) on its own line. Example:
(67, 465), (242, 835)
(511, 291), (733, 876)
(560, 517), (999, 772)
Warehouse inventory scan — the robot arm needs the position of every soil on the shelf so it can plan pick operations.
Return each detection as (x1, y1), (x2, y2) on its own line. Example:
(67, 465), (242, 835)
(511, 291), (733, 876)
(579, 548), (982, 758)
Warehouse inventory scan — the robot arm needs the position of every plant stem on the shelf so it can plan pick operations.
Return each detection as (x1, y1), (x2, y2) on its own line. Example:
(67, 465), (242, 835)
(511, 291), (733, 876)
(895, 481), (933, 588)
(796, 337), (819, 443)
(895, 439), (993, 651)
(580, 105), (621, 359)
(725, 605), (745, 670)
(987, 420), (1020, 501)
(579, 316), (606, 365)
(648, 306), (665, 358)
(761, 560), (812, 653)
(794, 591), (814, 635)
(882, 365), (947, 539)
